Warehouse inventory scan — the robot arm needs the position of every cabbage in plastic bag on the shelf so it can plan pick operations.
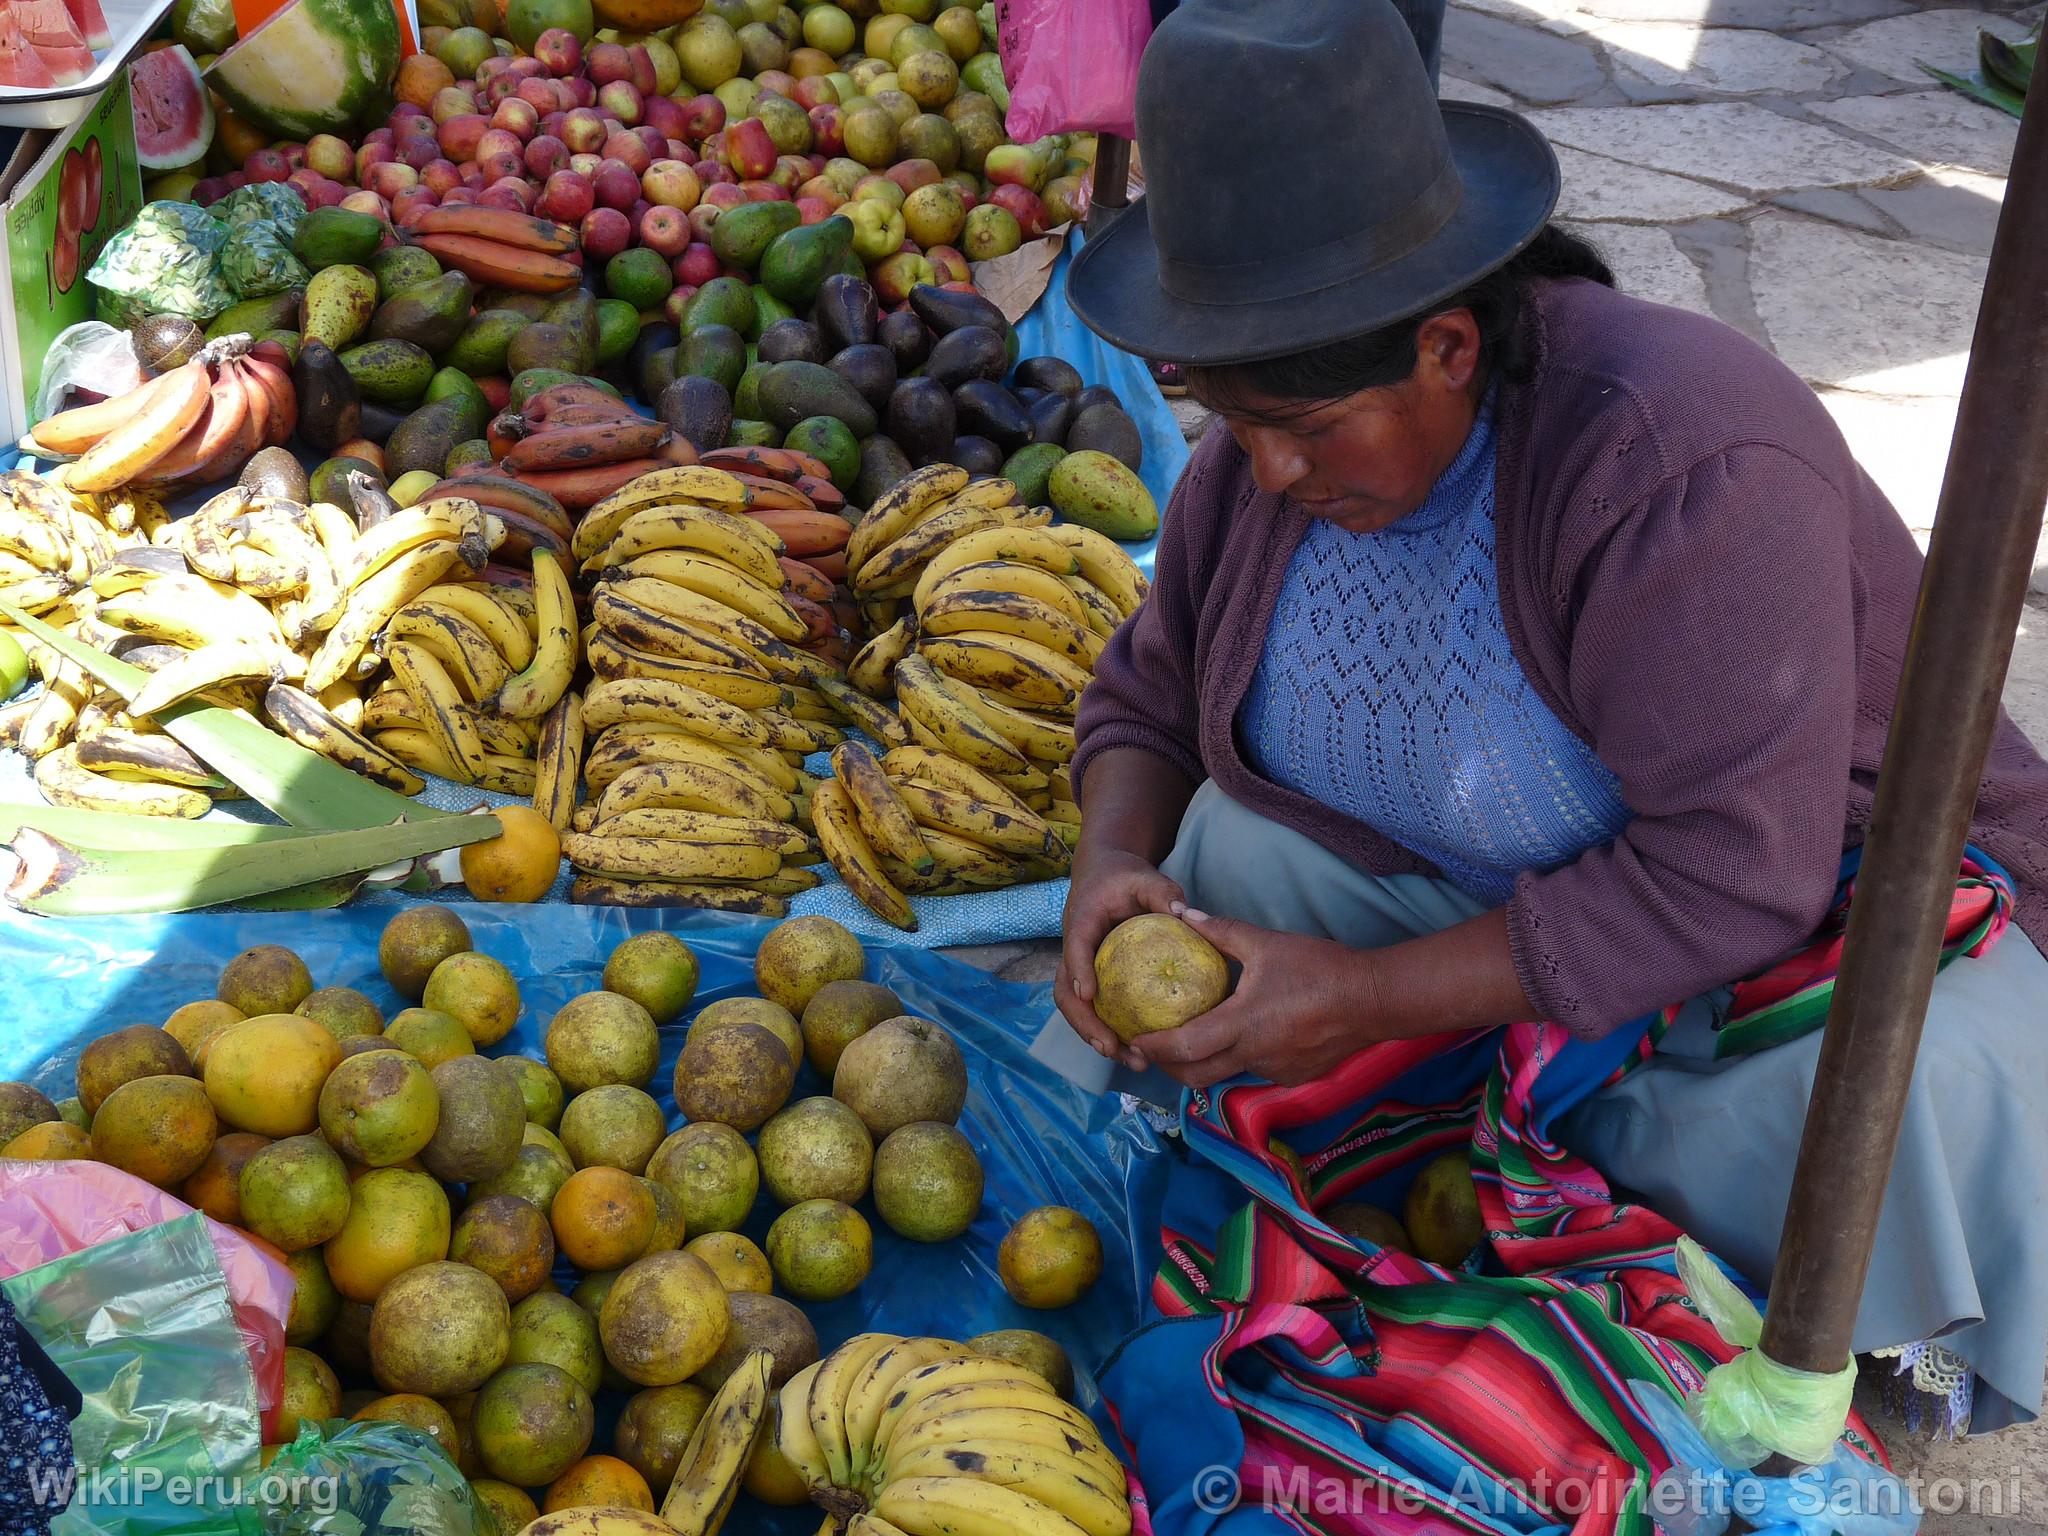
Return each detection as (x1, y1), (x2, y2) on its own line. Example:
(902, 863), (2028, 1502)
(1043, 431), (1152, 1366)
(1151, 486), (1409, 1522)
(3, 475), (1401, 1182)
(212, 182), (308, 242)
(260, 1419), (489, 1536)
(86, 201), (234, 323)
(219, 222), (309, 299)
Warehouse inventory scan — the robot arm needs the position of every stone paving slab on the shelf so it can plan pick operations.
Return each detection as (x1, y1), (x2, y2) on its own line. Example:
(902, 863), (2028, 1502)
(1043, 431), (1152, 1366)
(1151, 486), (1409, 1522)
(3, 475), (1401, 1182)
(1528, 100), (1922, 194)
(1815, 6), (2028, 79)
(1809, 89), (2020, 174)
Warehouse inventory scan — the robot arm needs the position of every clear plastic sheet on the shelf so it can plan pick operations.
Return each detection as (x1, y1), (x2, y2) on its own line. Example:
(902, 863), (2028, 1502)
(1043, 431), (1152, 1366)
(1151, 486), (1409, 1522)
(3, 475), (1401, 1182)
(260, 1420), (489, 1536)
(0, 903), (1158, 1536)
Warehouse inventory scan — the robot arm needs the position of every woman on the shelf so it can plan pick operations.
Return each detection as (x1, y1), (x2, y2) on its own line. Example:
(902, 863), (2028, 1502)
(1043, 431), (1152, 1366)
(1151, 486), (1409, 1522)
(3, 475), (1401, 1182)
(1056, 0), (2048, 1430)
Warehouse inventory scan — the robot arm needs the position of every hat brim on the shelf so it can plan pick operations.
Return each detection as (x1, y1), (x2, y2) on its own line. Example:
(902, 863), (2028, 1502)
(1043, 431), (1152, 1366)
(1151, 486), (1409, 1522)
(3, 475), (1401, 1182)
(1067, 105), (1561, 367)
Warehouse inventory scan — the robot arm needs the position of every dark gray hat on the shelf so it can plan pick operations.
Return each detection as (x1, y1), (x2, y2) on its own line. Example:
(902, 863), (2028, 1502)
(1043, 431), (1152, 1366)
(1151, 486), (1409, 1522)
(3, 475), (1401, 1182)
(1068, 0), (1561, 365)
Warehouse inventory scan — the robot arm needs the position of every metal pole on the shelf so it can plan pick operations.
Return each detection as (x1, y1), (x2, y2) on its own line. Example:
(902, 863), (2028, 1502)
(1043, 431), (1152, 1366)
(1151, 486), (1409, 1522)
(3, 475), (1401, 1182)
(1087, 134), (1133, 235)
(1751, 76), (2048, 1420)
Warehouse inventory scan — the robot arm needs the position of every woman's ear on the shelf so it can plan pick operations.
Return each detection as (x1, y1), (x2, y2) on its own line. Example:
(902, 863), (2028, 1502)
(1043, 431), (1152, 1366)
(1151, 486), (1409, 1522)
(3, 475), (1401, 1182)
(1412, 309), (1482, 394)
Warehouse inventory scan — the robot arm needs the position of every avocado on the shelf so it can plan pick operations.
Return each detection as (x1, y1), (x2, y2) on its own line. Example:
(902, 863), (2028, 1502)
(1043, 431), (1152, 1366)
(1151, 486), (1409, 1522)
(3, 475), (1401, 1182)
(1000, 442), (1066, 508)
(855, 434), (915, 509)
(758, 360), (877, 437)
(356, 402), (409, 445)
(748, 285), (796, 342)
(293, 340), (361, 454)
(339, 339), (436, 406)
(726, 418), (779, 448)
(885, 376), (956, 466)
(1065, 402), (1143, 471)
(509, 368), (586, 406)
(758, 215), (854, 308)
(709, 200), (802, 271)
(369, 271), (475, 356)
(681, 324), (748, 396)
(629, 322), (680, 400)
(309, 455), (381, 511)
(594, 299), (640, 366)
(482, 291), (553, 321)
(1070, 384), (1120, 415)
(371, 245), (443, 303)
(953, 379), (1029, 451)
(733, 361), (770, 421)
(641, 346), (680, 403)
(258, 329), (302, 365)
(446, 438), (494, 474)
(659, 375), (734, 454)
(685, 276), (756, 336)
(878, 309), (932, 371)
(425, 366), (487, 415)
(783, 415), (860, 494)
(908, 282), (1008, 337)
(828, 344), (897, 415)
(301, 264), (378, 352)
(950, 435), (1003, 476)
(923, 325), (1008, 389)
(293, 207), (385, 271)
(1024, 390), (1073, 447)
(238, 445), (311, 502)
(814, 273), (879, 353)
(505, 322), (583, 378)
(758, 318), (824, 366)
(1048, 449), (1159, 541)
(131, 313), (204, 372)
(206, 290), (303, 343)
(546, 290), (602, 374)
(443, 310), (531, 377)
(386, 395), (488, 480)
(1012, 355), (1084, 397)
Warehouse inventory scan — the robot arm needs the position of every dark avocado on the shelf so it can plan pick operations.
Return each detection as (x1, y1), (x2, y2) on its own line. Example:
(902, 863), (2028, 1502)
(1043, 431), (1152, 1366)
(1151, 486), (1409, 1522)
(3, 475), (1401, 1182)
(885, 376), (956, 466)
(952, 379), (1030, 451)
(659, 375), (735, 454)
(1012, 355), (1085, 397)
(877, 310), (931, 371)
(907, 283), (1008, 337)
(757, 318), (825, 365)
(828, 343), (897, 415)
(814, 273), (879, 352)
(922, 325), (1007, 389)
(949, 435), (1004, 476)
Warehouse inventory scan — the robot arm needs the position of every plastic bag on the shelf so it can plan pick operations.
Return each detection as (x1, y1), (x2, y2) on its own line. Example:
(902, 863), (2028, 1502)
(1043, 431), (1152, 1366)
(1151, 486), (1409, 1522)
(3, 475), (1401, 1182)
(0, 1161), (293, 1428)
(259, 1420), (487, 1536)
(86, 201), (235, 323)
(3, 1212), (266, 1536)
(995, 0), (1152, 139)
(33, 321), (145, 424)
(219, 223), (308, 299)
(210, 183), (307, 242)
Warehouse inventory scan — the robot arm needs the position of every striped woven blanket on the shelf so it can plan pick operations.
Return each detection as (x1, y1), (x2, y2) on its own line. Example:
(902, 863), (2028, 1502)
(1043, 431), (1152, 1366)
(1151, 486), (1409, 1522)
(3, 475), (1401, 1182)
(1095, 851), (2012, 1536)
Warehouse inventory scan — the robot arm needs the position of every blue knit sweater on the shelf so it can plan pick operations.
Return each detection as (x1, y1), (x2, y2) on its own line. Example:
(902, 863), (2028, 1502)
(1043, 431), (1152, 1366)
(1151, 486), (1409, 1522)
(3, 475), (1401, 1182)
(1240, 397), (1633, 905)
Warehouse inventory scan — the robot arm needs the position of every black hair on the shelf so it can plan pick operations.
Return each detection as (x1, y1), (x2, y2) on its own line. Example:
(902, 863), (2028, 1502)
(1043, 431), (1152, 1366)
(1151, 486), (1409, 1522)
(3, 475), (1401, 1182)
(1184, 224), (1614, 422)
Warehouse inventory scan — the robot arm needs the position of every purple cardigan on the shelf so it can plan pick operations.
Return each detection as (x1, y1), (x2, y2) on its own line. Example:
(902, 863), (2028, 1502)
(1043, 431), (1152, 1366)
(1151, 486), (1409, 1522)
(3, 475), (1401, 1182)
(1074, 277), (2048, 1037)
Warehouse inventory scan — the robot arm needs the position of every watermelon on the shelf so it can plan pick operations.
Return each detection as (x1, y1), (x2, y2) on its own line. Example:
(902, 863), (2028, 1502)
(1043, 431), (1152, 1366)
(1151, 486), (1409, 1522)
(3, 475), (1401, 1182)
(13, 0), (92, 83)
(202, 0), (399, 140)
(0, 6), (57, 86)
(63, 0), (110, 50)
(130, 44), (215, 170)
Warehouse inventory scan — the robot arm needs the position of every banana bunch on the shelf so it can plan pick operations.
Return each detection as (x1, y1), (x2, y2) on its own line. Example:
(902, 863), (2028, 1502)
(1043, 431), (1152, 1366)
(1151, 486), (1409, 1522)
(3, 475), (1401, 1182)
(27, 337), (295, 493)
(775, 1336), (1130, 1536)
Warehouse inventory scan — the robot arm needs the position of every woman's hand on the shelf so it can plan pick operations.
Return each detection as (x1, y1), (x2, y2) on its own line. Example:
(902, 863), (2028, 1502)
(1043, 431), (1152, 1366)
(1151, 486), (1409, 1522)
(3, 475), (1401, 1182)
(1132, 910), (1376, 1088)
(1054, 848), (1186, 1065)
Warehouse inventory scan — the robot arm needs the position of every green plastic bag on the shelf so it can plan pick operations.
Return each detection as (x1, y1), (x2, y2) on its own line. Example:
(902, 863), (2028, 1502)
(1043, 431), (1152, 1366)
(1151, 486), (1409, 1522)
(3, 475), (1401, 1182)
(86, 202), (235, 323)
(2, 1213), (264, 1536)
(219, 223), (309, 299)
(212, 184), (308, 243)
(258, 1420), (490, 1536)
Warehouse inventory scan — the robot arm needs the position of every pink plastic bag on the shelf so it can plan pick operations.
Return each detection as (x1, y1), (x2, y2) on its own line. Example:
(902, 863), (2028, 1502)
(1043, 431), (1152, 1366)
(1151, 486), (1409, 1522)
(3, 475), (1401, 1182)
(0, 1161), (293, 1430)
(996, 0), (1153, 140)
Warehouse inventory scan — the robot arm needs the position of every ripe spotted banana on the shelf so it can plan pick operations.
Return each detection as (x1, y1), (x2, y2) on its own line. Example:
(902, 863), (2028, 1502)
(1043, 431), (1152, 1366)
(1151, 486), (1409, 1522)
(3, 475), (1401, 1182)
(893, 656), (1028, 774)
(597, 808), (814, 858)
(920, 559), (1094, 630)
(607, 551), (808, 640)
(386, 606), (512, 703)
(936, 674), (1077, 765)
(594, 505), (786, 589)
(816, 677), (910, 749)
(871, 1476), (1092, 1536)
(852, 501), (1043, 599)
(850, 617), (916, 698)
(126, 640), (287, 721)
(660, 1348), (773, 1536)
(263, 683), (426, 795)
(775, 1362), (833, 1493)
(813, 776), (916, 931)
(386, 638), (489, 783)
(1046, 526), (1149, 618)
(886, 744), (1049, 822)
(568, 875), (790, 914)
(911, 528), (1081, 611)
(919, 632), (1088, 710)
(846, 464), (971, 579)
(919, 589), (1102, 665)
(406, 585), (533, 670)
(807, 1334), (902, 1492)
(34, 743), (210, 819)
(560, 832), (781, 884)
(305, 539), (463, 692)
(497, 547), (577, 719)
(532, 691), (583, 831)
(891, 779), (1059, 859)
(573, 467), (757, 560)
(868, 1360), (1053, 1461)
(596, 759), (792, 823)
(374, 728), (536, 796)
(582, 677), (773, 746)
(843, 1337), (979, 1488)
(832, 742), (932, 876)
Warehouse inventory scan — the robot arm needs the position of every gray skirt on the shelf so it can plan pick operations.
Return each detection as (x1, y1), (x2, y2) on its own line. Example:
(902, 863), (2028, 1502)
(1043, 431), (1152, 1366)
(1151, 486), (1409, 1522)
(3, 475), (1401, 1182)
(1152, 780), (2048, 1432)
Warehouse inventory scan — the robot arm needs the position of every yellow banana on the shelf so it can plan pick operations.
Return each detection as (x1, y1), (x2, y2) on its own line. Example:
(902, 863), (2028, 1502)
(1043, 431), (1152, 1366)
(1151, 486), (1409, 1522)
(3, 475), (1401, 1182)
(404, 585), (534, 670)
(844, 1338), (978, 1487)
(575, 470), (758, 560)
(306, 539), (463, 692)
(881, 746), (1041, 822)
(125, 640), (285, 721)
(846, 464), (971, 578)
(869, 1361), (1050, 1462)
(661, 1347), (772, 1536)
(580, 676), (772, 747)
(872, 1476), (1091, 1536)
(497, 547), (577, 720)
(754, 864), (823, 897)
(583, 726), (789, 802)
(569, 875), (789, 914)
(373, 728), (536, 795)
(756, 708), (844, 754)
(606, 576), (797, 664)
(588, 655), (787, 710)
(346, 499), (487, 587)
(912, 528), (1081, 610)
(384, 606), (511, 703)
(936, 674), (1077, 764)
(814, 776), (916, 930)
(919, 633), (1088, 710)
(593, 598), (774, 675)
(807, 1334), (903, 1491)
(880, 1445), (1128, 1536)
(776, 1362), (833, 1492)
(34, 743), (210, 819)
(850, 617), (916, 698)
(920, 559), (1093, 629)
(817, 677), (911, 749)
(597, 759), (792, 823)
(532, 691), (584, 830)
(919, 589), (1102, 665)
(608, 552), (807, 641)
(892, 779), (1059, 858)
(884, 1406), (1124, 1493)
(853, 501), (1043, 598)
(1047, 526), (1149, 617)
(893, 656), (1028, 774)
(597, 807), (813, 857)
(561, 832), (781, 884)
(385, 638), (488, 783)
(596, 507), (787, 589)
(832, 741), (933, 875)
(263, 683), (425, 795)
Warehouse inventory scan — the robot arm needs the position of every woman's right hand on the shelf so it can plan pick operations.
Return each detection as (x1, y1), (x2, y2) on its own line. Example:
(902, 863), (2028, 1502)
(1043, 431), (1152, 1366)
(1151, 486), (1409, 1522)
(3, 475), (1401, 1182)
(1055, 847), (1186, 1064)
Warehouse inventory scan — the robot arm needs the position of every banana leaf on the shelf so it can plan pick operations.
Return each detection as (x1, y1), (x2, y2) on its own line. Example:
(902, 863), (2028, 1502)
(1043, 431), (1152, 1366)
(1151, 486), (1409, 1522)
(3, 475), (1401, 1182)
(0, 600), (443, 829)
(0, 803), (306, 848)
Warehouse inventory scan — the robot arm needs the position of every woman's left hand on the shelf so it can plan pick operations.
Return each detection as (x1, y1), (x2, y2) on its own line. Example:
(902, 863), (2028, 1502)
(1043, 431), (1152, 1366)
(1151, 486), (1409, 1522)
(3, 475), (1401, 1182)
(1131, 909), (1376, 1088)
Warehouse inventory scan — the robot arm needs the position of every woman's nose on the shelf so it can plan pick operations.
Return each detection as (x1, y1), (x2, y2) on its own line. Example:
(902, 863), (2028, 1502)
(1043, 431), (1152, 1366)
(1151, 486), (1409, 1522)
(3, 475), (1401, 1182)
(1243, 427), (1310, 496)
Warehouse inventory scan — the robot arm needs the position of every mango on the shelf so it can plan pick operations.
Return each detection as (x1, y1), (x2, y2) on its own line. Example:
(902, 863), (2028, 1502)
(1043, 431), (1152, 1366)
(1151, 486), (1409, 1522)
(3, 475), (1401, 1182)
(1047, 449), (1158, 541)
(302, 264), (379, 353)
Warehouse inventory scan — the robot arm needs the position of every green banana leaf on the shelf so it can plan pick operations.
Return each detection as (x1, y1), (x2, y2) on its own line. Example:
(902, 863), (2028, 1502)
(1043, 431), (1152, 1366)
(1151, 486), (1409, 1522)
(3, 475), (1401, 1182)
(1983, 31), (2035, 94)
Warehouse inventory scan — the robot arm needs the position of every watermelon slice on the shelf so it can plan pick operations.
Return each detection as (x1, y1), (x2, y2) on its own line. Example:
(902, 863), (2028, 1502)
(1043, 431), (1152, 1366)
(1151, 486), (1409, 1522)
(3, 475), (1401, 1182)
(0, 5), (58, 86)
(203, 0), (399, 140)
(62, 0), (109, 51)
(12, 0), (92, 84)
(130, 43), (214, 168)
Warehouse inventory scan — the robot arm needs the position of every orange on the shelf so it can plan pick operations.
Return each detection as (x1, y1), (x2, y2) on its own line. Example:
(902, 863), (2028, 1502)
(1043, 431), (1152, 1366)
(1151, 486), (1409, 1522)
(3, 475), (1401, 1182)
(460, 805), (563, 904)
(202, 1014), (342, 1137)
(323, 1167), (453, 1302)
(352, 1393), (459, 1457)
(90, 1075), (217, 1187)
(164, 1000), (244, 1056)
(277, 1348), (341, 1441)
(542, 1454), (655, 1513)
(550, 1166), (657, 1272)
(3, 1121), (90, 1160)
(181, 1130), (272, 1224)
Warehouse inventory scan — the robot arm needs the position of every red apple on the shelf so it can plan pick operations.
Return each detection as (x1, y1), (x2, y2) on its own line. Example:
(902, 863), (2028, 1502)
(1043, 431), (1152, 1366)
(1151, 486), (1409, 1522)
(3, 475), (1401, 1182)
(391, 185), (440, 222)
(569, 152), (603, 177)
(580, 206), (632, 261)
(516, 76), (556, 111)
(490, 175), (536, 209)
(533, 27), (582, 76)
(807, 105), (844, 157)
(667, 138), (692, 161)
(525, 134), (570, 178)
(982, 144), (1038, 188)
(364, 126), (395, 147)
(394, 114), (437, 144)
(564, 77), (597, 110)
(701, 181), (748, 211)
(696, 159), (735, 186)
(643, 95), (689, 141)
(537, 169), (595, 222)
(306, 176), (348, 208)
(474, 182), (523, 212)
(421, 158), (463, 197)
(356, 142), (394, 181)
(793, 75), (836, 111)
(678, 95), (725, 142)
(391, 100), (428, 121)
(598, 81), (643, 126)
(399, 136), (440, 170)
(724, 118), (777, 181)
(769, 153), (807, 189)
(461, 162), (487, 190)
(740, 180), (790, 202)
(755, 69), (796, 101)
(604, 131), (652, 175)
(593, 160), (641, 211)
(439, 114), (490, 161)
(340, 189), (386, 216)
(988, 182), (1046, 238)
(872, 250), (935, 306)
(638, 204), (690, 258)
(796, 197), (834, 224)
(285, 166), (324, 200)
(687, 204), (720, 242)
(561, 109), (608, 156)
(442, 186), (476, 206)
(365, 161), (420, 199)
(305, 133), (353, 181)
(632, 125), (666, 159)
(586, 41), (632, 85)
(479, 149), (525, 182)
(699, 130), (726, 166)
(628, 45), (657, 95)
(925, 244), (970, 285)
(477, 55), (515, 82)
(539, 109), (567, 139)
(477, 127), (523, 162)
(886, 157), (941, 196)
(509, 54), (547, 79)
(482, 74), (517, 108)
(642, 159), (700, 210)
(674, 241), (720, 287)
(431, 84), (477, 124)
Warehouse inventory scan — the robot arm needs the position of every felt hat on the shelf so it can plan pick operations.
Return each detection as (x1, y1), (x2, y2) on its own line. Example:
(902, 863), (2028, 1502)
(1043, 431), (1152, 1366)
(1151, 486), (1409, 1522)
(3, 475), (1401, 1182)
(1068, 0), (1561, 365)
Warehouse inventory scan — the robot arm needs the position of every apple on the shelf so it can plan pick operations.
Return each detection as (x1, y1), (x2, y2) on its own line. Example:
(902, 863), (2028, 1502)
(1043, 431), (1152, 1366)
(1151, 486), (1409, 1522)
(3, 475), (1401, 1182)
(643, 95), (689, 142)
(540, 111), (569, 140)
(603, 131), (652, 176)
(564, 77), (596, 109)
(987, 182), (1046, 238)
(662, 286), (695, 325)
(477, 127), (523, 162)
(477, 55), (515, 82)
(696, 159), (736, 186)
(305, 134), (353, 181)
(806, 104), (846, 158)
(674, 241), (720, 287)
(586, 42), (632, 85)
(593, 160), (642, 211)
(569, 152), (603, 177)
(794, 75), (836, 111)
(633, 125), (668, 160)
(285, 166), (324, 200)
(340, 189), (387, 216)
(393, 113), (437, 143)
(678, 94), (725, 142)
(598, 81), (643, 125)
(961, 201), (1022, 261)
(442, 186), (477, 206)
(432, 84), (477, 124)
(476, 182), (525, 213)
(699, 130), (726, 166)
(796, 197), (835, 224)
(390, 100), (427, 122)
(982, 143), (1039, 189)
(774, 153), (812, 190)
(364, 126), (395, 147)
(853, 174), (904, 208)
(741, 180), (790, 202)
(797, 176), (846, 208)
(481, 74), (517, 108)
(925, 244), (970, 285)
(755, 69), (797, 101)
(514, 76), (555, 112)
(525, 134), (570, 179)
(667, 138), (692, 161)
(356, 142), (394, 182)
(580, 206), (632, 261)
(533, 27), (582, 76)
(561, 109), (609, 155)
(628, 44), (658, 95)
(638, 204), (691, 258)
(643, 159), (701, 210)
(537, 169), (595, 222)
(461, 162), (487, 190)
(421, 158), (464, 197)
(846, 197), (905, 262)
(399, 137), (442, 171)
(439, 114), (490, 162)
(886, 157), (942, 197)
(872, 250), (935, 306)
(510, 57), (546, 79)
(362, 162), (417, 199)
(479, 149), (525, 182)
(390, 185), (440, 223)
(306, 176), (349, 208)
(700, 181), (746, 208)
(724, 118), (777, 181)
(686, 205), (719, 243)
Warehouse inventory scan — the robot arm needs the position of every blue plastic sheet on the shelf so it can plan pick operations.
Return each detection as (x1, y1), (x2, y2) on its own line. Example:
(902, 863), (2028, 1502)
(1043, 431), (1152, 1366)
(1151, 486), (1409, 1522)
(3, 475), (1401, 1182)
(0, 902), (1158, 1534)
